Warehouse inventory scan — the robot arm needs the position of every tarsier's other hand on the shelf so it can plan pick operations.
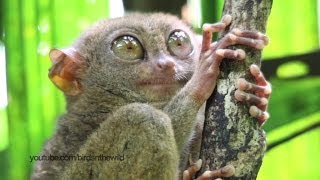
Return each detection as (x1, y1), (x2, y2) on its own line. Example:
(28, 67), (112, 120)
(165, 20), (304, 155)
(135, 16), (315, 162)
(183, 159), (235, 180)
(184, 14), (270, 180)
(235, 64), (271, 125)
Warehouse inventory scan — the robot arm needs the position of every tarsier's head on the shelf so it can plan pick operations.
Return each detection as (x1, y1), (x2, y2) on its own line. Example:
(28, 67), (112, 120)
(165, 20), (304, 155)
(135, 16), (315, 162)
(49, 13), (201, 107)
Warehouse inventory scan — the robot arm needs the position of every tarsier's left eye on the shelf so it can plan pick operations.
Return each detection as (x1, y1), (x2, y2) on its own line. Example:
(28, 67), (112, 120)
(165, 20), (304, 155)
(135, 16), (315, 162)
(167, 30), (193, 58)
(111, 35), (144, 61)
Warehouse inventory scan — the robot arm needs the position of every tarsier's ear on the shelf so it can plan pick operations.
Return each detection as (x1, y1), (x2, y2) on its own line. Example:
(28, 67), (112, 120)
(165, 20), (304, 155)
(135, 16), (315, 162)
(49, 48), (86, 96)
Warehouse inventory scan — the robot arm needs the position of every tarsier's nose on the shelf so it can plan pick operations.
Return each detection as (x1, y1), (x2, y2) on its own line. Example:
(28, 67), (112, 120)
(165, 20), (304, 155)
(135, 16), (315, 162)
(156, 58), (176, 74)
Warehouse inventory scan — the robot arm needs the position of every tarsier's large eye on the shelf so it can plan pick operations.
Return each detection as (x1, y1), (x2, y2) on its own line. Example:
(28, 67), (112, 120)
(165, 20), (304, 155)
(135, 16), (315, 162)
(167, 30), (193, 58)
(111, 35), (144, 61)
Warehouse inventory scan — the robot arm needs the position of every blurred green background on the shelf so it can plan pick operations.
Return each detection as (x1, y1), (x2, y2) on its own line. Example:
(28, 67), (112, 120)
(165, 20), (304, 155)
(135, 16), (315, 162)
(0, 0), (319, 179)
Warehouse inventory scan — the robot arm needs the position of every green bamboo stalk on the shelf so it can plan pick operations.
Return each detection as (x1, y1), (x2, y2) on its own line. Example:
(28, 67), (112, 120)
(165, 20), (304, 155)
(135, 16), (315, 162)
(4, 0), (110, 179)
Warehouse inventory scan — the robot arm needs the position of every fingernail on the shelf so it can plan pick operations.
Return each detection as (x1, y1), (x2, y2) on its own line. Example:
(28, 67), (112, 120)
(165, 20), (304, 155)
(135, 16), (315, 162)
(202, 24), (210, 30)
(236, 49), (246, 59)
(229, 34), (237, 41)
(216, 49), (225, 57)
(249, 106), (260, 117)
(233, 28), (241, 35)
(264, 85), (272, 94)
(261, 98), (268, 106)
(223, 14), (232, 24)
(236, 78), (247, 90)
(250, 64), (260, 74)
(235, 90), (246, 101)
(221, 165), (235, 176)
(255, 40), (265, 49)
(265, 37), (270, 45)
(195, 159), (202, 170)
(251, 64), (259, 69)
(260, 33), (270, 45)
(264, 112), (270, 120)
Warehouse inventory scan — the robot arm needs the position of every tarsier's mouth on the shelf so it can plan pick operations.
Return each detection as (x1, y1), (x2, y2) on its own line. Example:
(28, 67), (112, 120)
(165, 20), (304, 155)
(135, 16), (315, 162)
(136, 78), (184, 98)
(136, 78), (187, 86)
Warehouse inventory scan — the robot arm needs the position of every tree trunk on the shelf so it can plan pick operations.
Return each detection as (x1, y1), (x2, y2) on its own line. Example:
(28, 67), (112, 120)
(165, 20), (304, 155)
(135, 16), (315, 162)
(199, 0), (272, 179)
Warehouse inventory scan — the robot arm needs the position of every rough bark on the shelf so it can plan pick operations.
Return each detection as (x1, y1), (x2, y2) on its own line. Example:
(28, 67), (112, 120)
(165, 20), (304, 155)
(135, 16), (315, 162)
(199, 0), (272, 179)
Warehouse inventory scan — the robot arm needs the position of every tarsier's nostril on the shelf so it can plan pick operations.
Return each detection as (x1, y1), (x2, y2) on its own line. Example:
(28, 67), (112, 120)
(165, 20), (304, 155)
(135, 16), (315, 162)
(156, 59), (175, 71)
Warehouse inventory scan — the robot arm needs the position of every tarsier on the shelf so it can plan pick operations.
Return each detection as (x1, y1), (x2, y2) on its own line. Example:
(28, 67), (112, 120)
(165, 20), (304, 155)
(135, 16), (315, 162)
(32, 13), (271, 179)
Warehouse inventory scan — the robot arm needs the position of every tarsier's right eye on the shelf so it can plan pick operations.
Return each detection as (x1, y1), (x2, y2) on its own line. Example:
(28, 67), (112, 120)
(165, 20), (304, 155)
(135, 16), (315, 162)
(111, 35), (144, 61)
(167, 30), (193, 58)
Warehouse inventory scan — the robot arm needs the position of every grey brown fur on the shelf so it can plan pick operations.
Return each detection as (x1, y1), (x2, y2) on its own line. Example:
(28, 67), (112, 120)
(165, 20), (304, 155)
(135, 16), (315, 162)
(32, 13), (203, 179)
(32, 12), (269, 179)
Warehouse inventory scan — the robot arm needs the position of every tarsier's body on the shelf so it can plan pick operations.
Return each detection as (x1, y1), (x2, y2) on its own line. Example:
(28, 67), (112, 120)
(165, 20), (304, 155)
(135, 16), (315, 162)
(32, 13), (270, 179)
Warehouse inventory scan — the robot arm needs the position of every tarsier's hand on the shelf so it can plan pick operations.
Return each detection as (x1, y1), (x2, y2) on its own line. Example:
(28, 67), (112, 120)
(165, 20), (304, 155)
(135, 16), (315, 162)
(188, 14), (269, 107)
(184, 14), (270, 180)
(235, 64), (271, 125)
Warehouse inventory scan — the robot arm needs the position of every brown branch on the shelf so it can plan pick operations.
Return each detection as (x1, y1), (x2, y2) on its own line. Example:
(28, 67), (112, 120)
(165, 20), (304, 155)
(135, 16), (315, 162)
(198, 0), (273, 179)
